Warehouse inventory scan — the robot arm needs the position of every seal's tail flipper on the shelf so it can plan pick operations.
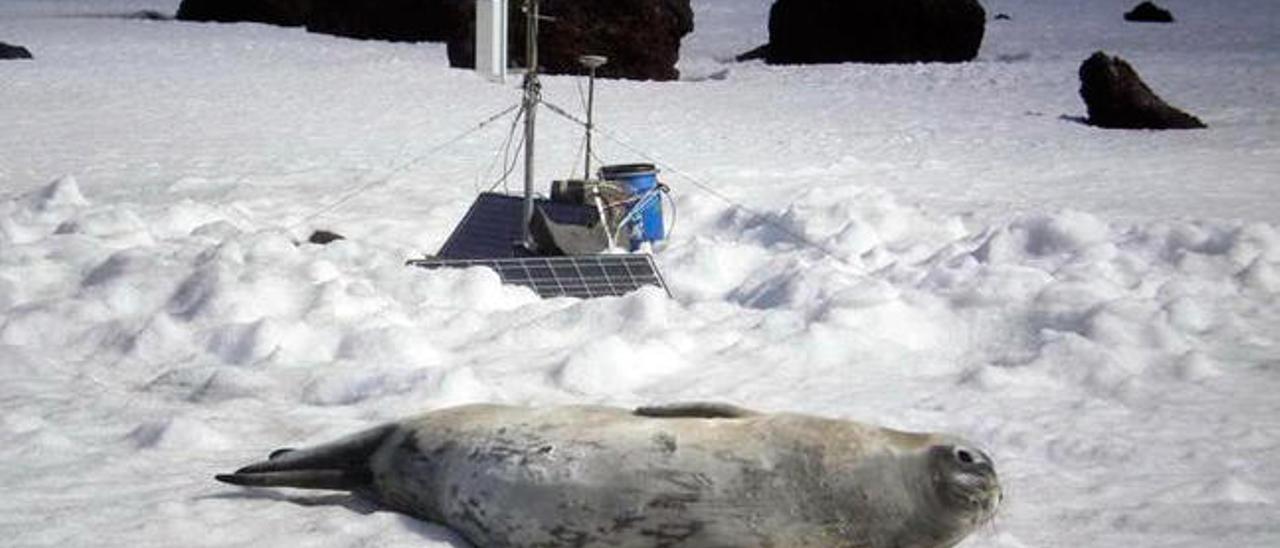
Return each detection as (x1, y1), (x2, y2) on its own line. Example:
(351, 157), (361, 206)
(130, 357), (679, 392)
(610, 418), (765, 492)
(214, 424), (397, 491)
(215, 469), (367, 490)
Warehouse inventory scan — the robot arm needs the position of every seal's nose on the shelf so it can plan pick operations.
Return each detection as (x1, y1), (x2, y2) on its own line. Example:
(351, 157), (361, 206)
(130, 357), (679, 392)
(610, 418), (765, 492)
(983, 484), (1003, 514)
(973, 474), (1002, 514)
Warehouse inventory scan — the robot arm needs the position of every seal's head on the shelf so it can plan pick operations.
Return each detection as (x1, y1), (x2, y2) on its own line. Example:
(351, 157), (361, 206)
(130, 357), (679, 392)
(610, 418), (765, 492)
(926, 442), (1002, 526)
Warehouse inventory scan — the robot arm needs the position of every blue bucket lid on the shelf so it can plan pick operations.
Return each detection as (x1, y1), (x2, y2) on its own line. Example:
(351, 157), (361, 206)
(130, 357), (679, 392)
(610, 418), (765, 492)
(599, 163), (657, 178)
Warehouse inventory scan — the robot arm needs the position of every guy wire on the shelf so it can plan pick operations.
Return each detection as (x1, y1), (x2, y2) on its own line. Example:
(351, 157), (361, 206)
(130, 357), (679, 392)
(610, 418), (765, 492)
(540, 99), (851, 267)
(292, 102), (521, 230)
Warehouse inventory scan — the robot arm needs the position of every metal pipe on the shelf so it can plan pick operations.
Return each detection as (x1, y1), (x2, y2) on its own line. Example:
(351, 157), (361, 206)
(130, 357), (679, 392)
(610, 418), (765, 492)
(520, 0), (540, 250)
(584, 66), (596, 179)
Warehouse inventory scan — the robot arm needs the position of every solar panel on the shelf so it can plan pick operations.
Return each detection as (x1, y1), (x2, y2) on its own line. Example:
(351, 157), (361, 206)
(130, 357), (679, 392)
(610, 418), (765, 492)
(437, 192), (597, 260)
(407, 254), (670, 299)
(417, 192), (670, 299)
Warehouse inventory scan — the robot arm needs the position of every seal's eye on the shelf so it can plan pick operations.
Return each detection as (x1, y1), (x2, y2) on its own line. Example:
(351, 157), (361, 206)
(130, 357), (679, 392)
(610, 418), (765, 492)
(954, 447), (975, 465)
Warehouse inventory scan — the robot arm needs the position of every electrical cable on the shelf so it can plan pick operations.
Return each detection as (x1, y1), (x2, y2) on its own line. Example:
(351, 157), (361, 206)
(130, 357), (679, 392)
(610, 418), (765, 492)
(568, 134), (587, 179)
(660, 184), (677, 241)
(477, 103), (524, 194)
(487, 103), (528, 193)
(291, 102), (521, 230)
(489, 116), (527, 194)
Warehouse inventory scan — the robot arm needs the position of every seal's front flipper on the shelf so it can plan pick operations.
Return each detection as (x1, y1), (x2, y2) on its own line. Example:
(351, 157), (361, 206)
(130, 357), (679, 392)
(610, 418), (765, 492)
(215, 424), (397, 491)
(634, 402), (759, 419)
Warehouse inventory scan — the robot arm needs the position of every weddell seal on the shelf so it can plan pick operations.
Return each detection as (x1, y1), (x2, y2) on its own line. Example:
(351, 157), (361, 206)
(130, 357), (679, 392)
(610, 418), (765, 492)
(215, 403), (1000, 547)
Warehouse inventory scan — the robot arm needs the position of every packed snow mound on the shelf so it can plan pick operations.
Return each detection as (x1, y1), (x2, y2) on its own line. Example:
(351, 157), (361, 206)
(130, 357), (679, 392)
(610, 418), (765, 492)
(33, 175), (89, 211)
(4, 175), (1276, 405)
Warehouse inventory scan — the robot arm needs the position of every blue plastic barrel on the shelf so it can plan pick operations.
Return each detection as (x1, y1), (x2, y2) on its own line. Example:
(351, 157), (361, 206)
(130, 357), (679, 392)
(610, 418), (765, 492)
(599, 163), (664, 248)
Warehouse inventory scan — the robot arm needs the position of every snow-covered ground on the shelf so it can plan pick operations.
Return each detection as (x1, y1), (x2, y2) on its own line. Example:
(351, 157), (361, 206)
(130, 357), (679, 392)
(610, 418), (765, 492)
(1, 0), (1277, 546)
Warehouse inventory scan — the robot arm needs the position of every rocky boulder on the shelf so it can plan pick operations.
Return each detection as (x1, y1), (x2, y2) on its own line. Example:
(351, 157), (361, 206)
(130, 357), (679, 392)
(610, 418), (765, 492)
(175, 0), (691, 80)
(0, 41), (33, 60)
(756, 0), (986, 64)
(448, 0), (694, 81)
(177, 0), (466, 42)
(1078, 52), (1205, 130)
(307, 0), (464, 42)
(176, 0), (312, 26)
(1124, 2), (1174, 23)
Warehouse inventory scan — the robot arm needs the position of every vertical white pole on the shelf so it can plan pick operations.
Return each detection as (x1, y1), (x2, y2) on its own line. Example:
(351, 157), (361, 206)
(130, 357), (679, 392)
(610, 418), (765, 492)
(476, 0), (507, 82)
(520, 0), (539, 250)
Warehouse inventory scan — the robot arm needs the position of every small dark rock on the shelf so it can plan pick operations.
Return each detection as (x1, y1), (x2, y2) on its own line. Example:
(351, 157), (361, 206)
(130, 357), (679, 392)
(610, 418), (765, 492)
(1078, 51), (1205, 130)
(762, 0), (986, 65)
(735, 43), (770, 62)
(1124, 2), (1174, 23)
(92, 10), (173, 20)
(129, 10), (173, 21)
(0, 41), (33, 60)
(448, 0), (693, 81)
(308, 230), (346, 245)
(995, 52), (1031, 63)
(994, 13), (1012, 21)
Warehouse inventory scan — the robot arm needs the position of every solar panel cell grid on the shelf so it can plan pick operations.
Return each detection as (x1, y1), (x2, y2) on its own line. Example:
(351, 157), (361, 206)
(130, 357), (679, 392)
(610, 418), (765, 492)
(407, 255), (669, 299)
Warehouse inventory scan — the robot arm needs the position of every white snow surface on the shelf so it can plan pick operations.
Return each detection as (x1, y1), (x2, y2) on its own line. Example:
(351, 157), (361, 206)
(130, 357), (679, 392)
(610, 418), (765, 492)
(2, 0), (1279, 546)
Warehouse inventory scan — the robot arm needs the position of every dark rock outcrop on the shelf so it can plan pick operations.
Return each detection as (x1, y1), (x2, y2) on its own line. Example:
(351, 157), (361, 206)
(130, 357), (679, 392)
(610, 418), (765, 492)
(1, 41), (33, 60)
(756, 0), (986, 65)
(1124, 2), (1174, 23)
(175, 0), (690, 80)
(448, 0), (693, 81)
(177, 0), (465, 42)
(307, 0), (463, 42)
(176, 0), (312, 26)
(307, 230), (346, 245)
(1079, 52), (1205, 130)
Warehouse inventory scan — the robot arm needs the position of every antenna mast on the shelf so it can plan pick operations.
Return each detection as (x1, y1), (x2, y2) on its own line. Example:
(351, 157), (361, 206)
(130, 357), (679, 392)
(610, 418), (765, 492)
(520, 0), (540, 250)
(579, 55), (608, 179)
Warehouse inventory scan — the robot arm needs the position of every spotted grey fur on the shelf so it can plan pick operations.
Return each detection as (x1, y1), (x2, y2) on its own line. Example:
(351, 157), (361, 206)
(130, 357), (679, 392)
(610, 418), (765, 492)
(216, 403), (1000, 547)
